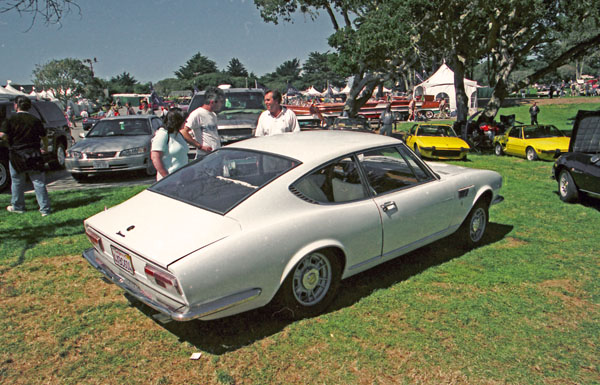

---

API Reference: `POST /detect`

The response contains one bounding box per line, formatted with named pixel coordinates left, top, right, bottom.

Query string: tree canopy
left=32, top=58, right=95, bottom=103
left=174, top=52, right=218, bottom=80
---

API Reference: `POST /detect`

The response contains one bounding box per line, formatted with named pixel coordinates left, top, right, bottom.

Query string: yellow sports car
left=493, top=124, right=570, bottom=161
left=405, top=124, right=470, bottom=160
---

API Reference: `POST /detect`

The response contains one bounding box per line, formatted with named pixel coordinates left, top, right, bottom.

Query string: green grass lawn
left=1, top=103, right=599, bottom=384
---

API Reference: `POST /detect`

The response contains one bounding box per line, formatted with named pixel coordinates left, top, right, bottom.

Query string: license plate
left=111, top=246, right=134, bottom=275
left=93, top=160, right=109, bottom=169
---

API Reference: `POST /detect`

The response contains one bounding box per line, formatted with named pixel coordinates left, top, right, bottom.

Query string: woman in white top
left=150, top=108, right=189, bottom=180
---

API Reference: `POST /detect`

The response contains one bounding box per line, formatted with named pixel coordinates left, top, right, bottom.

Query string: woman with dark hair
left=150, top=108, right=189, bottom=180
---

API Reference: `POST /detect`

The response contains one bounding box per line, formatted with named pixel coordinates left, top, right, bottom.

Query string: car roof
left=226, top=130, right=401, bottom=164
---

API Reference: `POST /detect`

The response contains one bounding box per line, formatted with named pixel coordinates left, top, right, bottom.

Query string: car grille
left=432, top=149, right=461, bottom=157
left=84, top=151, right=118, bottom=159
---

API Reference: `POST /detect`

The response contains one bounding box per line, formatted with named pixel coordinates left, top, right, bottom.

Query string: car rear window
left=149, top=148, right=299, bottom=214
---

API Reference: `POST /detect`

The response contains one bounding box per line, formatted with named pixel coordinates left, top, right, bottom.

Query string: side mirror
left=79, top=133, right=85, bottom=139
left=591, top=156, right=600, bottom=164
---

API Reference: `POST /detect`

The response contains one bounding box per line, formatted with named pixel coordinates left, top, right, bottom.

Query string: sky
left=0, top=0, right=334, bottom=86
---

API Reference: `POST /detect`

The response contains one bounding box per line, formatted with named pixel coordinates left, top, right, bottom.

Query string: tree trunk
left=449, top=54, right=469, bottom=124
left=346, top=73, right=379, bottom=118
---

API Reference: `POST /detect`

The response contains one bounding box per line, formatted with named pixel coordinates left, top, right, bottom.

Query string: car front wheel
left=275, top=250, right=341, bottom=319
left=526, top=147, right=538, bottom=161
left=558, top=170, right=579, bottom=202
left=49, top=143, right=66, bottom=169
left=494, top=143, right=504, bottom=156
left=458, top=200, right=489, bottom=248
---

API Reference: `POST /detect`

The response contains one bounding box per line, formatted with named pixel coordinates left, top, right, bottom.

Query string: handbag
left=9, top=144, right=44, bottom=173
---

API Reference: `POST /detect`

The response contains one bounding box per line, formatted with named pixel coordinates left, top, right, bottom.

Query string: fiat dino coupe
left=82, top=131, right=503, bottom=322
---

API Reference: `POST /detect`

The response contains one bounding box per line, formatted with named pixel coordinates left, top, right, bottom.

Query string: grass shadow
left=551, top=191, right=600, bottom=211
left=127, top=222, right=513, bottom=355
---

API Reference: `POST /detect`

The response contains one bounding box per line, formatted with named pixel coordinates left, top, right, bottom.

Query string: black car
left=553, top=110, right=600, bottom=202
left=0, top=96, right=72, bottom=191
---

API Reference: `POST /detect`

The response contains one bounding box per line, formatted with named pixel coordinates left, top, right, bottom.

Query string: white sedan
left=82, top=131, right=503, bottom=322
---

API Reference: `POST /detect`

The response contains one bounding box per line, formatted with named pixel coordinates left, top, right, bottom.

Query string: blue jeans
left=9, top=161, right=51, bottom=215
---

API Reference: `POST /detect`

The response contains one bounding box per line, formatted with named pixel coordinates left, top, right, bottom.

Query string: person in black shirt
left=0, top=95, right=51, bottom=216
left=529, top=102, right=540, bottom=125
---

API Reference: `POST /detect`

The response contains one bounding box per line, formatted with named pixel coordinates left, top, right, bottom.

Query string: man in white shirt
left=255, top=90, right=300, bottom=136
left=180, top=87, right=225, bottom=159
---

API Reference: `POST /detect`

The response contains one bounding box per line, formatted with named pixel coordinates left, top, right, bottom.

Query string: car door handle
left=381, top=201, right=397, bottom=212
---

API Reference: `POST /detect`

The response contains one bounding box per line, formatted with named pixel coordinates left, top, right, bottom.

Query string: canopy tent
left=340, top=84, right=352, bottom=94
left=303, top=86, right=322, bottom=97
left=413, top=63, right=479, bottom=112
left=3, top=80, right=29, bottom=96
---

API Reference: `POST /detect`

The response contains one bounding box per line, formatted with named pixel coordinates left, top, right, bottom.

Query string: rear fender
left=279, top=240, right=346, bottom=285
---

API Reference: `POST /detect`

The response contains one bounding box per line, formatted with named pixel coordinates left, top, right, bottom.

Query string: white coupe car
left=82, top=131, right=503, bottom=322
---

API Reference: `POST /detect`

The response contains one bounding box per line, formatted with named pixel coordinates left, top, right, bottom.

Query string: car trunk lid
left=85, top=190, right=241, bottom=267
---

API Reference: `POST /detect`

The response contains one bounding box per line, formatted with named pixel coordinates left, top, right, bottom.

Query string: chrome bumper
left=82, top=248, right=261, bottom=322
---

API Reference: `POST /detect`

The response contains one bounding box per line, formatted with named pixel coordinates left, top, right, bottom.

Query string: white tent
left=413, top=64, right=479, bottom=112
left=0, top=86, right=14, bottom=96
left=4, top=80, right=29, bottom=96
left=303, top=86, right=322, bottom=97
left=340, top=84, right=351, bottom=94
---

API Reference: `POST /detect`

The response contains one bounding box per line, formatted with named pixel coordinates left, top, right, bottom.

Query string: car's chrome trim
left=82, top=248, right=261, bottom=322
left=349, top=254, right=382, bottom=270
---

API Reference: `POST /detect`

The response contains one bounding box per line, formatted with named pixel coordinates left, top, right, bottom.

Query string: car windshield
left=523, top=125, right=565, bottom=138
left=87, top=119, right=151, bottom=137
left=222, top=92, right=265, bottom=113
left=417, top=125, right=457, bottom=137
left=149, top=148, right=300, bottom=214
left=331, top=118, right=369, bottom=130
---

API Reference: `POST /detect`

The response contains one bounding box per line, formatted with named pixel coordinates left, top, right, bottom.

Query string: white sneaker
left=7, top=206, right=25, bottom=214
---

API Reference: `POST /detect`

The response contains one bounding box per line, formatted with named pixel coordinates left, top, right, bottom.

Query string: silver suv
left=187, top=88, right=264, bottom=144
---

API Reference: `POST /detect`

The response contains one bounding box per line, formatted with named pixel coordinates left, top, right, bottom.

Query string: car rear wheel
left=425, top=110, right=434, bottom=119
left=0, top=159, right=10, bottom=191
left=494, top=143, right=504, bottom=156
left=275, top=250, right=341, bottom=319
left=457, top=200, right=488, bottom=248
left=558, top=170, right=579, bottom=202
left=526, top=147, right=538, bottom=161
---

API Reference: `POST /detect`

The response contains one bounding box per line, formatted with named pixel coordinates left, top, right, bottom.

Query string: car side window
left=508, top=128, right=521, bottom=139
left=293, top=156, right=367, bottom=203
left=358, top=146, right=424, bottom=195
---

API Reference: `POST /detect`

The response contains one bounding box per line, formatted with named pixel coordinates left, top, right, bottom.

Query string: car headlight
left=67, top=150, right=82, bottom=159
left=120, top=146, right=147, bottom=157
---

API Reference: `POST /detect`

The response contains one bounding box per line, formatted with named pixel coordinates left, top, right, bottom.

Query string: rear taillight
left=144, top=264, right=182, bottom=296
left=85, top=226, right=104, bottom=252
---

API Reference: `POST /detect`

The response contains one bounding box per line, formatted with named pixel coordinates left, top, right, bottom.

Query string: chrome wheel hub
left=292, top=253, right=332, bottom=306
left=470, top=208, right=486, bottom=242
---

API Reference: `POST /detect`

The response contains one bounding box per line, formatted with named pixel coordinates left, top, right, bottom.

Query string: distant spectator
left=126, top=102, right=135, bottom=115
left=408, top=97, right=417, bottom=121
left=379, top=104, right=394, bottom=136
left=529, top=101, right=540, bottom=125
left=80, top=109, right=89, bottom=119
